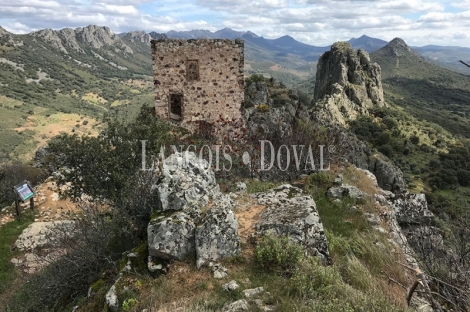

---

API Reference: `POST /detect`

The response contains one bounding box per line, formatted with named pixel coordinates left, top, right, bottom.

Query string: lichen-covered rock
left=222, top=299, right=249, bottom=312
left=389, top=192, right=434, bottom=226
left=157, top=151, right=218, bottom=211
left=147, top=209, right=199, bottom=260
left=253, top=184, right=331, bottom=263
left=236, top=182, right=247, bottom=193
left=327, top=185, right=363, bottom=200
left=148, top=151, right=241, bottom=268
left=212, top=263, right=229, bottom=279
left=243, top=287, right=264, bottom=298
left=196, top=201, right=241, bottom=268
left=223, top=280, right=240, bottom=291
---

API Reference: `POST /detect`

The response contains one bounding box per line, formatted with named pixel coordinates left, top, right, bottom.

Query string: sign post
left=12, top=181, right=35, bottom=220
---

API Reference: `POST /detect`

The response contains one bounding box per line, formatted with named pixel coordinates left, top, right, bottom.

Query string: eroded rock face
left=32, top=29, right=69, bottom=54
left=312, top=42, right=385, bottom=126
left=196, top=202, right=241, bottom=268
left=253, top=184, right=331, bottom=263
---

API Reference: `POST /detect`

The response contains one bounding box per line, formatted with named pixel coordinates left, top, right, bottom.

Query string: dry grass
left=343, top=165, right=381, bottom=196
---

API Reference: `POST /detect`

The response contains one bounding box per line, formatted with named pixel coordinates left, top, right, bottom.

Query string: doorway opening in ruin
left=169, top=93, right=183, bottom=120
left=187, top=60, right=199, bottom=81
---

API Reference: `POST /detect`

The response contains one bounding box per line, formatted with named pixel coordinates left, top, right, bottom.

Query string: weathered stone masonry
left=152, top=39, right=245, bottom=131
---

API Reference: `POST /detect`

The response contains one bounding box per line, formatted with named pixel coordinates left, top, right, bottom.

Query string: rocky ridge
left=31, top=25, right=134, bottom=54
left=125, top=31, right=152, bottom=45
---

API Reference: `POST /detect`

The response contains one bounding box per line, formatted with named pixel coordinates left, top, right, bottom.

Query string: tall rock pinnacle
left=312, top=42, right=385, bottom=126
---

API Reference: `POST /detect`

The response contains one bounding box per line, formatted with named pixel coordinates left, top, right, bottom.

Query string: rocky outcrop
left=156, top=152, right=219, bottom=211
left=245, top=81, right=269, bottom=106
left=312, top=42, right=385, bottom=126
left=31, top=26, right=133, bottom=54
left=14, top=221, right=75, bottom=251
left=369, top=153, right=405, bottom=192
left=31, top=29, right=68, bottom=53
left=105, top=277, right=120, bottom=312
left=147, top=152, right=241, bottom=268
left=125, top=31, right=152, bottom=45
left=253, top=184, right=331, bottom=263
left=245, top=103, right=297, bottom=139
left=389, top=192, right=434, bottom=226
left=222, top=299, right=249, bottom=312
left=382, top=38, right=414, bottom=58
left=58, top=28, right=84, bottom=53
left=76, top=25, right=118, bottom=49
left=336, top=130, right=406, bottom=192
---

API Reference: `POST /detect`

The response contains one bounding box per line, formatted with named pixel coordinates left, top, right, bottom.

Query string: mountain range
left=0, top=24, right=470, bottom=161
left=139, top=28, right=470, bottom=75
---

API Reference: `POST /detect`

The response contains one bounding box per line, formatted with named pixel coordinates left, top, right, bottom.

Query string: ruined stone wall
left=152, top=39, right=244, bottom=132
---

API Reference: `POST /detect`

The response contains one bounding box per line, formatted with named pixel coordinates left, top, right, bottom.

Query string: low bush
left=255, top=234, right=303, bottom=274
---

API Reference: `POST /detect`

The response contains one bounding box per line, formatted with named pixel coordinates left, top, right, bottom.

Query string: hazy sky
left=1, top=0, right=469, bottom=47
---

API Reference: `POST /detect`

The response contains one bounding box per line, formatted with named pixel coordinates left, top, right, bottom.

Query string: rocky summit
left=312, top=41, right=385, bottom=126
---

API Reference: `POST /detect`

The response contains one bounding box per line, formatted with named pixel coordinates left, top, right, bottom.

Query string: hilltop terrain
left=0, top=25, right=470, bottom=312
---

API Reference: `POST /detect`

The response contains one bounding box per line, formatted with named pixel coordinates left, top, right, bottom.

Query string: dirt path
left=0, top=179, right=80, bottom=227
left=234, top=196, right=265, bottom=241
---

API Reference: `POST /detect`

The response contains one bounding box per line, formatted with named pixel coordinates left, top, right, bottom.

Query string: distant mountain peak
left=384, top=37, right=414, bottom=57
left=389, top=38, right=410, bottom=49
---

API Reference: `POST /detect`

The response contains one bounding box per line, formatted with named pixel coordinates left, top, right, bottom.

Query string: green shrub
left=290, top=257, right=342, bottom=299
left=122, top=298, right=138, bottom=311
left=255, top=234, right=303, bottom=274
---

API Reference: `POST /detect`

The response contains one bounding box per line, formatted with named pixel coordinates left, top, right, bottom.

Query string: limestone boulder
left=148, top=151, right=242, bottom=268
left=156, top=151, right=218, bottom=211
left=253, top=184, right=331, bottom=263
left=327, top=185, right=364, bottom=200
left=147, top=209, right=200, bottom=260
left=196, top=199, right=241, bottom=268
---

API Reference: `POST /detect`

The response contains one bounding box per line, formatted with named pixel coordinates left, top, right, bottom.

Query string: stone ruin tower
left=152, top=38, right=245, bottom=133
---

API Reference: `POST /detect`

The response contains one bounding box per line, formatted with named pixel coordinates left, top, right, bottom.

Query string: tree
left=48, top=105, right=172, bottom=204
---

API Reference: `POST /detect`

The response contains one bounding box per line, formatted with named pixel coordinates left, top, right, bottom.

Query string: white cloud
left=90, top=4, right=140, bottom=16
left=418, top=12, right=454, bottom=22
